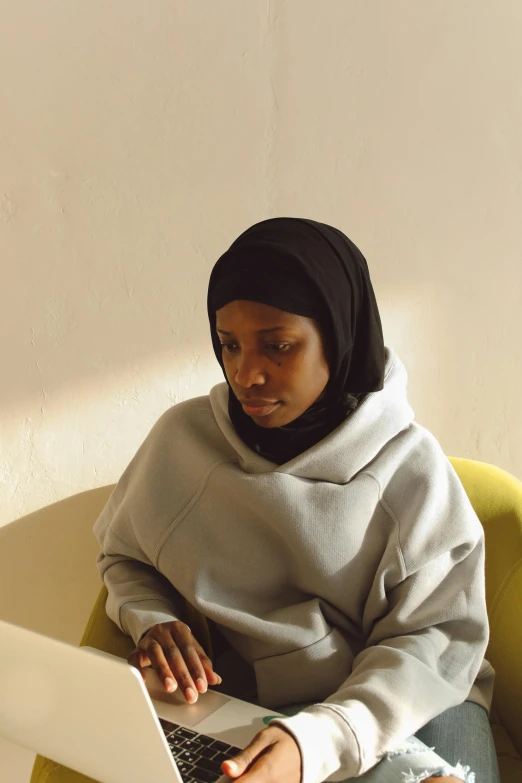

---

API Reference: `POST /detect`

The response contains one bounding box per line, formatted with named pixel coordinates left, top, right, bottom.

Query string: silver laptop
left=0, top=618, right=284, bottom=783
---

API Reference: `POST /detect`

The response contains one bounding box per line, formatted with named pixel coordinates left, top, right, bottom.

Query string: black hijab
left=207, top=217, right=385, bottom=465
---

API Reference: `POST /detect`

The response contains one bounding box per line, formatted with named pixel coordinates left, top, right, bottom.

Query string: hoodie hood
left=209, top=345, right=415, bottom=484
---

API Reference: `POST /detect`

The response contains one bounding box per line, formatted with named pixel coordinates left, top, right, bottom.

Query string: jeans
left=277, top=700, right=500, bottom=783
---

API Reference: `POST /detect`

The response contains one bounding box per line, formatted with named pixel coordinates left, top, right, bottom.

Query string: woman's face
left=215, top=300, right=331, bottom=428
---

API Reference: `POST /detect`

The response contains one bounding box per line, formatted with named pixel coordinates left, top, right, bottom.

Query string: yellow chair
left=30, top=457, right=522, bottom=783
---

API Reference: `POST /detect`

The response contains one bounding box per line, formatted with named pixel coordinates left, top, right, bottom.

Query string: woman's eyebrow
left=216, top=326, right=291, bottom=335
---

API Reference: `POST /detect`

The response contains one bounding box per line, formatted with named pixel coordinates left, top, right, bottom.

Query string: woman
left=94, top=218, right=499, bottom=783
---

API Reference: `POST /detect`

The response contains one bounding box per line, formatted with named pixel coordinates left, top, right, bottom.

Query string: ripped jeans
left=278, top=700, right=500, bottom=783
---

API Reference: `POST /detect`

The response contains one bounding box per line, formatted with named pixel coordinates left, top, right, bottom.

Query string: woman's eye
left=219, top=343, right=291, bottom=353
left=267, top=344, right=290, bottom=352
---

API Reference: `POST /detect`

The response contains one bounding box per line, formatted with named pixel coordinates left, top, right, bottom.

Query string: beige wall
left=1, top=3, right=521, bottom=780
left=1, top=0, right=521, bottom=533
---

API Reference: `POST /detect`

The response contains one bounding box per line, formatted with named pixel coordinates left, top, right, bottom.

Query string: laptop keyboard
left=160, top=719, right=242, bottom=783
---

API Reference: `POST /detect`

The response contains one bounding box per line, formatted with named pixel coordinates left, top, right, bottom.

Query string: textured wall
left=1, top=0, right=521, bottom=530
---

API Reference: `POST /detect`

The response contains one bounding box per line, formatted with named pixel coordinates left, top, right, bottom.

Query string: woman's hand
left=221, top=725, right=301, bottom=783
left=127, top=620, right=222, bottom=703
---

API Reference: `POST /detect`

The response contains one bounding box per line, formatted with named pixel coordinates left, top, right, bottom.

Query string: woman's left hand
left=221, top=724, right=302, bottom=783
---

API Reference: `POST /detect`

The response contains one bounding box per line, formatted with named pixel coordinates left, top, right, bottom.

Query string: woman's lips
left=241, top=401, right=280, bottom=417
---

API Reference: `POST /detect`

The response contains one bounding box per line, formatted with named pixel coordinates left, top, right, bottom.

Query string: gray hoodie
left=93, top=346, right=495, bottom=783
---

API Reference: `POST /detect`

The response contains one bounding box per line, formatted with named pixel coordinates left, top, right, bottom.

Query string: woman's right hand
left=127, top=620, right=222, bottom=703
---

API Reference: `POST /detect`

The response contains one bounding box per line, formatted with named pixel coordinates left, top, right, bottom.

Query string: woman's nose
left=235, top=354, right=266, bottom=387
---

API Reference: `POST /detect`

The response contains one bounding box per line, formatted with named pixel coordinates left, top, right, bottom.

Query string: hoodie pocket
left=253, top=626, right=354, bottom=709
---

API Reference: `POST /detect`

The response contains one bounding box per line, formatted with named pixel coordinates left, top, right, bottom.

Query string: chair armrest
left=79, top=585, right=134, bottom=659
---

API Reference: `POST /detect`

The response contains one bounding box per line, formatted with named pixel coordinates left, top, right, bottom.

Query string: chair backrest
left=0, top=484, right=116, bottom=644
left=448, top=457, right=522, bottom=757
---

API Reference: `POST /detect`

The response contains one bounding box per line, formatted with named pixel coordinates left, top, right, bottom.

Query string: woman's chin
left=252, top=417, right=278, bottom=428
left=250, top=408, right=298, bottom=428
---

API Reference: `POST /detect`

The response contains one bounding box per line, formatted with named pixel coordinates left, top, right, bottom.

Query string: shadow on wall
left=0, top=349, right=224, bottom=529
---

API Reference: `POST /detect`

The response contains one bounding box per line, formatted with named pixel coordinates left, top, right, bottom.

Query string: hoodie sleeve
left=92, top=397, right=229, bottom=648
left=94, top=499, right=185, bottom=645
left=92, top=413, right=187, bottom=646
left=269, top=439, right=489, bottom=783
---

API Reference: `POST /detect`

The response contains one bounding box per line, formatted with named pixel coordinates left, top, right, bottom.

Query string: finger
left=170, top=622, right=222, bottom=688
left=184, top=636, right=222, bottom=687
left=221, top=730, right=272, bottom=778
left=157, top=640, right=201, bottom=703
left=127, top=650, right=152, bottom=680
left=139, top=651, right=152, bottom=667
left=144, top=639, right=181, bottom=694
left=171, top=625, right=221, bottom=694
left=197, top=649, right=222, bottom=687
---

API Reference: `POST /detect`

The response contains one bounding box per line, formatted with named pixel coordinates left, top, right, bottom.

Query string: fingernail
left=185, top=687, right=197, bottom=703
left=196, top=677, right=207, bottom=692
left=165, top=678, right=176, bottom=692
left=226, top=760, right=239, bottom=774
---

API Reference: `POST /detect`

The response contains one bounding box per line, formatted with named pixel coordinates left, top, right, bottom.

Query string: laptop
left=0, top=618, right=284, bottom=783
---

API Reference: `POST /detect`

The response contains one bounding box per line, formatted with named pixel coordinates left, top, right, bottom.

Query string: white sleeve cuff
left=269, top=704, right=361, bottom=783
